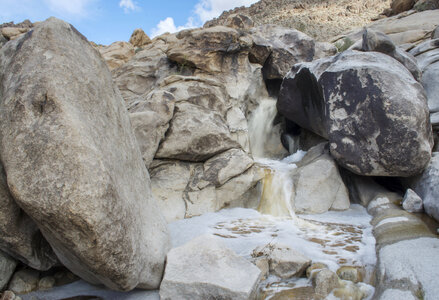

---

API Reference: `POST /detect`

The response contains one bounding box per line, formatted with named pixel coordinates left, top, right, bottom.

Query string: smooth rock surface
left=433, top=26, right=439, bottom=39
left=292, top=143, right=350, bottom=214
left=160, top=235, right=261, bottom=300
left=402, top=189, right=424, bottom=213
left=0, top=18, right=169, bottom=290
left=278, top=50, right=433, bottom=177
left=376, top=237, right=439, bottom=299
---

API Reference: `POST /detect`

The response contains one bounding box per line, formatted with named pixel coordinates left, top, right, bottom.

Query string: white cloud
left=150, top=17, right=195, bottom=38
left=43, top=0, right=97, bottom=17
left=150, top=0, right=258, bottom=38
left=194, top=0, right=259, bottom=23
left=119, top=0, right=139, bottom=13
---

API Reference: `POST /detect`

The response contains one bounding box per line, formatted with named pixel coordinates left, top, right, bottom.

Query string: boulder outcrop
left=129, top=28, right=151, bottom=47
left=278, top=50, right=433, bottom=176
left=0, top=18, right=169, bottom=290
left=98, top=41, right=135, bottom=70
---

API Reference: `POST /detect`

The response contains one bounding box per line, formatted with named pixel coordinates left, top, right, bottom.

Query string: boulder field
left=0, top=4, right=439, bottom=300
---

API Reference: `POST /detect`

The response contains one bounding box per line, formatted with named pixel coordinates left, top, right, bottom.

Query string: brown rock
left=129, top=28, right=151, bottom=47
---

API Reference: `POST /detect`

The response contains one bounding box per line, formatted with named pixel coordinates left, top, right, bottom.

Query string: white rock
left=292, top=144, right=350, bottom=214
left=8, top=269, right=39, bottom=295
left=160, top=235, right=261, bottom=300
left=402, top=189, right=423, bottom=213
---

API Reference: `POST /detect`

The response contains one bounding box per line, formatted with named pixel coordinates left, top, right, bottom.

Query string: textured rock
left=0, top=252, right=17, bottom=291
left=433, top=26, right=439, bottom=39
left=129, top=28, right=151, bottom=47
left=335, top=9, right=439, bottom=46
left=128, top=90, right=175, bottom=168
left=156, top=102, right=239, bottom=161
left=336, top=266, right=363, bottom=283
left=203, top=149, right=253, bottom=187
left=409, top=39, right=439, bottom=113
left=408, top=152, right=439, bottom=222
left=0, top=34, right=6, bottom=48
left=98, top=41, right=135, bottom=70
left=160, top=235, right=261, bottom=300
left=414, top=0, right=439, bottom=11
left=376, top=238, right=439, bottom=299
left=37, top=276, right=55, bottom=290
left=314, top=42, right=338, bottom=60
left=278, top=50, right=433, bottom=177
left=362, top=28, right=421, bottom=80
left=0, top=162, right=57, bottom=270
left=402, top=189, right=424, bottom=213
left=0, top=18, right=169, bottom=290
left=221, top=14, right=254, bottom=29
left=252, top=243, right=311, bottom=279
left=113, top=38, right=178, bottom=104
left=390, top=0, right=415, bottom=15
left=1, top=27, right=29, bottom=40
left=292, top=143, right=350, bottom=214
left=313, top=269, right=340, bottom=298
left=249, top=24, right=315, bottom=80
left=8, top=269, right=39, bottom=295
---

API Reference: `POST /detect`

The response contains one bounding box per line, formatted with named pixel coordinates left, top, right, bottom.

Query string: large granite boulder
left=278, top=50, right=433, bottom=177
left=0, top=18, right=169, bottom=290
left=409, top=39, right=439, bottom=113
left=160, top=235, right=261, bottom=300
left=249, top=24, right=315, bottom=80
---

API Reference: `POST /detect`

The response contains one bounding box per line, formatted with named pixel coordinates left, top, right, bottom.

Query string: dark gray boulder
left=278, top=50, right=433, bottom=177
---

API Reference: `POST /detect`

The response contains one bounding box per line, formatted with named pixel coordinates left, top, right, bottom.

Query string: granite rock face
left=0, top=18, right=169, bottom=290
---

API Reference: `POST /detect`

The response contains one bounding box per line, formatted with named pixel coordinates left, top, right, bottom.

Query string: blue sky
left=0, top=0, right=259, bottom=45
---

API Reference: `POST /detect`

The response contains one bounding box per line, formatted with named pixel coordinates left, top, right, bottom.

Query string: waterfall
left=248, top=98, right=306, bottom=218
left=248, top=98, right=288, bottom=159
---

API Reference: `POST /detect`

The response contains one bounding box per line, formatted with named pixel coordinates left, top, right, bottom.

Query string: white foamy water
left=248, top=98, right=289, bottom=159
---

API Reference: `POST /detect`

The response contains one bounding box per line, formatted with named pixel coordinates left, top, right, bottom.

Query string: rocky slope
left=205, top=0, right=391, bottom=41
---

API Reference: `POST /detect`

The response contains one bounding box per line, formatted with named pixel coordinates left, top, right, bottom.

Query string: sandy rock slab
left=160, top=235, right=261, bottom=300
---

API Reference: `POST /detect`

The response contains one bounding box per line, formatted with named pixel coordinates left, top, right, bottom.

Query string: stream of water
left=170, top=98, right=377, bottom=299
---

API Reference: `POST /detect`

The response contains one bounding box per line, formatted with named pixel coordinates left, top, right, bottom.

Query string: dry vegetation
left=205, top=0, right=391, bottom=41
